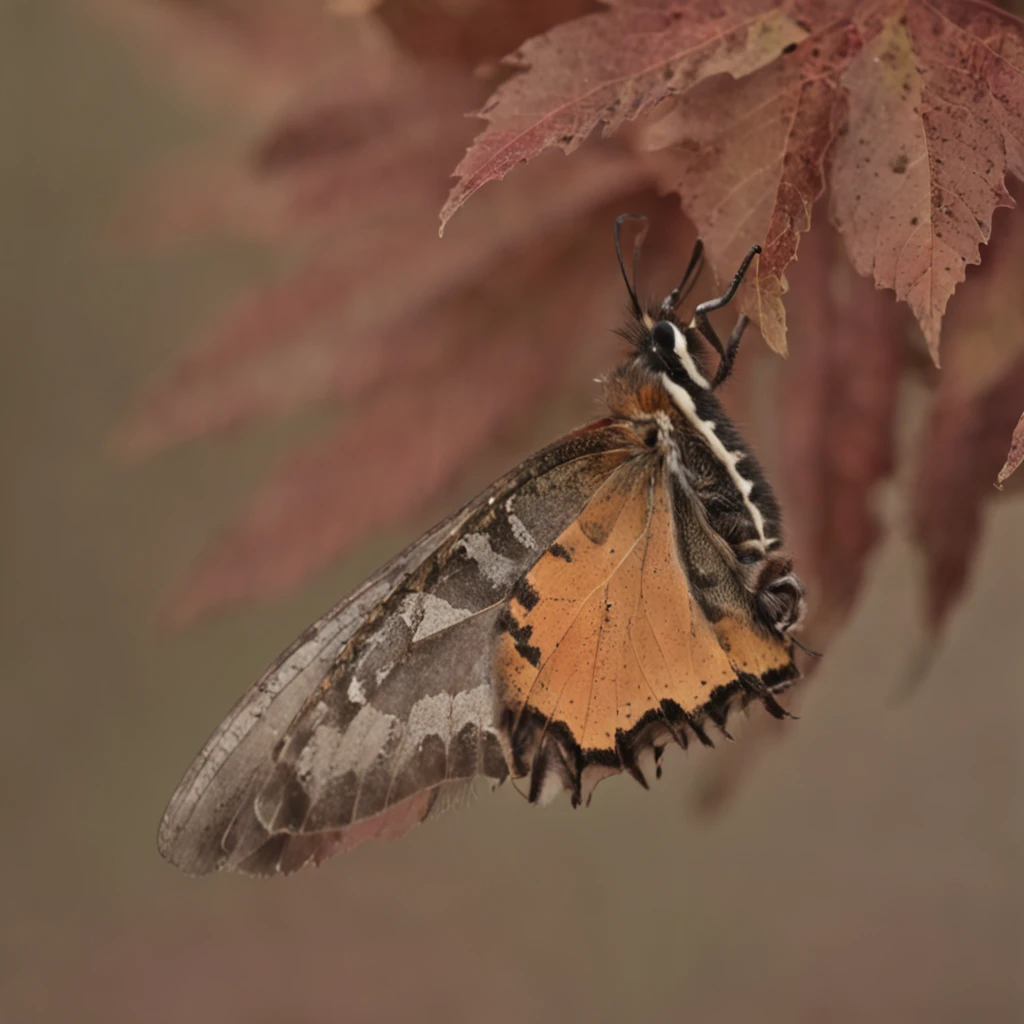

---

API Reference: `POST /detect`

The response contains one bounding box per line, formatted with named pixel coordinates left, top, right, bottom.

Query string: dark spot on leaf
left=891, top=153, right=909, bottom=174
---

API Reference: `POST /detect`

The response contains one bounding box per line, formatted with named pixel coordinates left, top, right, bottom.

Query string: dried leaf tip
left=995, top=411, right=1024, bottom=490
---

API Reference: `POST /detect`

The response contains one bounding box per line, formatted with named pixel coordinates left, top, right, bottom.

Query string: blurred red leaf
left=912, top=355, right=1024, bottom=630
left=439, top=0, right=806, bottom=231
left=911, top=195, right=1024, bottom=631
left=645, top=24, right=860, bottom=353
left=779, top=217, right=908, bottom=640
left=90, top=0, right=352, bottom=112
left=117, top=31, right=468, bottom=247
left=376, top=0, right=600, bottom=66
left=165, top=221, right=628, bottom=621
left=996, top=411, right=1024, bottom=486
left=116, top=146, right=648, bottom=458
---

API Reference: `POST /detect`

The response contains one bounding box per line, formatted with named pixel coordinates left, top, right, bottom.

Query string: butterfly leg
left=710, top=314, right=751, bottom=390
left=690, top=243, right=761, bottom=367
left=754, top=555, right=807, bottom=638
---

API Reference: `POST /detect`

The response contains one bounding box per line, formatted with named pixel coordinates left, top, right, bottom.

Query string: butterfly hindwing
left=498, top=457, right=797, bottom=804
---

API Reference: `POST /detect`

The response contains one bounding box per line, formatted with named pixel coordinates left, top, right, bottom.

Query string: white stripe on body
left=668, top=322, right=710, bottom=390
left=660, top=373, right=770, bottom=550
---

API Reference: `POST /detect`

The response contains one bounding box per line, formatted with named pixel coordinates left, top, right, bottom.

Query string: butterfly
left=158, top=216, right=807, bottom=876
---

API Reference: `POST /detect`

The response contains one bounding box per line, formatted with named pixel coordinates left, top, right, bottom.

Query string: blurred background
left=3, top=2, right=1022, bottom=1022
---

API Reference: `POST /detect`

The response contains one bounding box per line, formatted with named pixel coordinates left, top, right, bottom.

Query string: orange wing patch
left=496, top=459, right=796, bottom=801
left=712, top=614, right=792, bottom=680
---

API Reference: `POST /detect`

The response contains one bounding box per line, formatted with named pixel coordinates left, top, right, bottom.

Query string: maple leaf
left=449, top=0, right=1024, bottom=355
left=831, top=0, right=1024, bottom=362
left=439, top=0, right=807, bottom=232
left=644, top=24, right=860, bottom=353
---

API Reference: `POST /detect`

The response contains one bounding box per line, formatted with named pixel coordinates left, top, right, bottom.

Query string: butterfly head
left=647, top=317, right=714, bottom=392
left=612, top=214, right=760, bottom=395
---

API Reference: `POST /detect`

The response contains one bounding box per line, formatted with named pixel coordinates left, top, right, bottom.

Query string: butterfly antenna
left=791, top=636, right=823, bottom=659
left=614, top=213, right=648, bottom=319
left=691, top=242, right=761, bottom=377
left=661, top=239, right=705, bottom=315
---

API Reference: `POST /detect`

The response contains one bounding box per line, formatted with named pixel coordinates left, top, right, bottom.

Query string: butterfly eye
left=651, top=320, right=675, bottom=354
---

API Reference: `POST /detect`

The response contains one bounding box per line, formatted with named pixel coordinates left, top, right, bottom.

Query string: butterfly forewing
left=156, top=511, right=465, bottom=875
left=159, top=424, right=641, bottom=875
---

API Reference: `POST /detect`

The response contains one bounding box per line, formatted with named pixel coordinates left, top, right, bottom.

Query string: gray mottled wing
left=157, top=508, right=467, bottom=875
left=159, top=422, right=637, bottom=875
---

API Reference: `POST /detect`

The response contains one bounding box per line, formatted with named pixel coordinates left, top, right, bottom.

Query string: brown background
left=2, top=3, right=1022, bottom=1021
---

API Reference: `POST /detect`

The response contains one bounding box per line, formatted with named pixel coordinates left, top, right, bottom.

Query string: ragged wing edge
left=157, top=506, right=471, bottom=872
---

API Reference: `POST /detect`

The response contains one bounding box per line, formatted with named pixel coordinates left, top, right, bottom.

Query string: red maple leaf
left=446, top=0, right=1024, bottom=358
left=439, top=0, right=807, bottom=232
